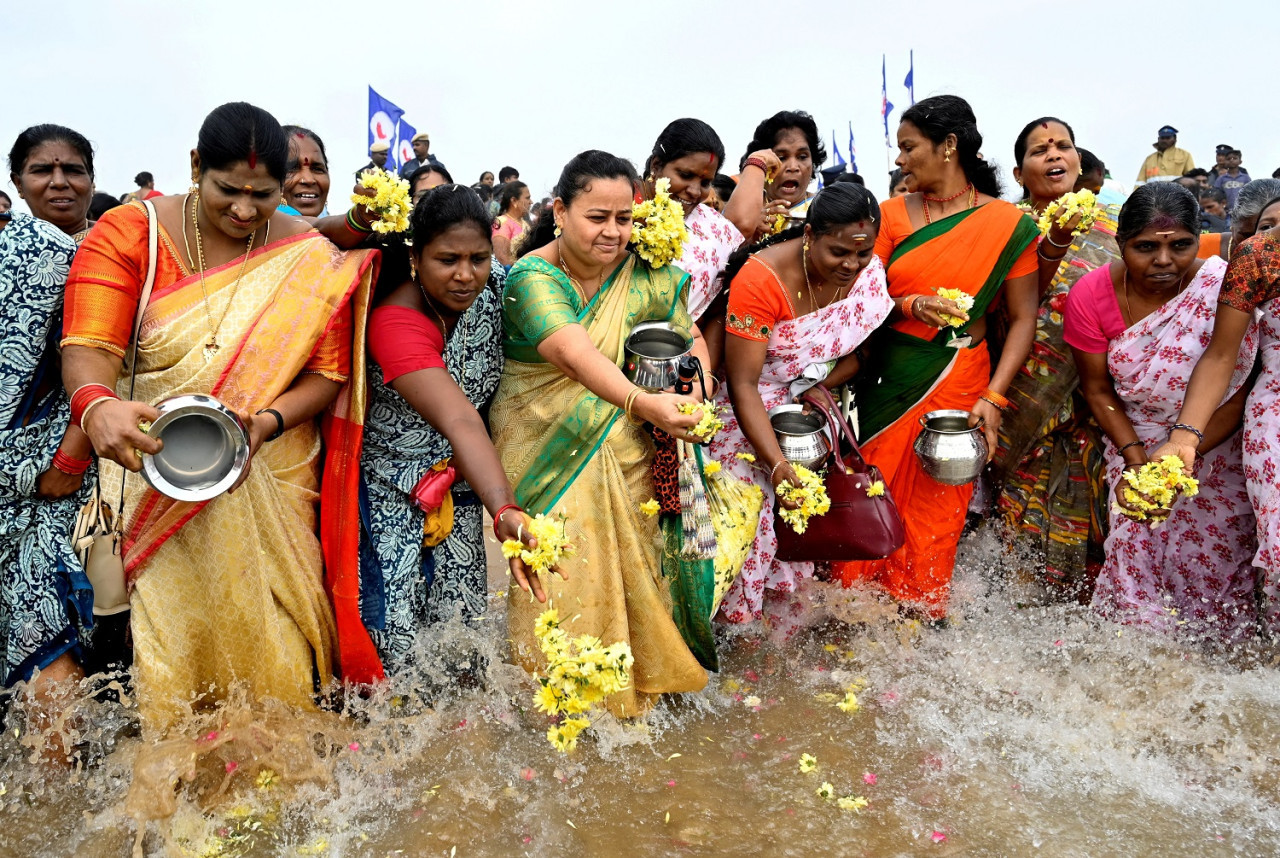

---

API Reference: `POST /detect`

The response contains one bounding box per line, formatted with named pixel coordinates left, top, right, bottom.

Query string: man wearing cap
left=399, top=132, right=443, bottom=180
left=1135, top=126, right=1195, bottom=185
left=355, top=140, right=391, bottom=181
left=1212, top=148, right=1250, bottom=210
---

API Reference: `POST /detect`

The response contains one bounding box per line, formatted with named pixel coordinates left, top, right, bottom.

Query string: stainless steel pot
left=913, top=409, right=987, bottom=485
left=141, top=394, right=250, bottom=502
left=769, top=404, right=831, bottom=470
left=624, top=321, right=694, bottom=390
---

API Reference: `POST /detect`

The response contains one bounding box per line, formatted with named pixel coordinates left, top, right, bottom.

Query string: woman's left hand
left=35, top=467, right=86, bottom=500
left=498, top=510, right=565, bottom=603
left=912, top=295, right=969, bottom=329
left=969, top=398, right=1002, bottom=461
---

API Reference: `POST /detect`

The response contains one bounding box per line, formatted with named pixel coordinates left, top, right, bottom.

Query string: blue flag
left=904, top=50, right=915, bottom=105
left=831, top=130, right=846, bottom=167
left=848, top=122, right=858, bottom=175
left=368, top=86, right=404, bottom=169
left=395, top=119, right=417, bottom=173
left=881, top=55, right=895, bottom=146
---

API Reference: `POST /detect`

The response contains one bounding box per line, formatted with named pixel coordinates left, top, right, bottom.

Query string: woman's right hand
left=908, top=294, right=969, bottom=329
left=82, top=399, right=162, bottom=472
left=745, top=149, right=783, bottom=183
left=498, top=510, right=567, bottom=603
left=634, top=391, right=702, bottom=441
left=770, top=460, right=801, bottom=509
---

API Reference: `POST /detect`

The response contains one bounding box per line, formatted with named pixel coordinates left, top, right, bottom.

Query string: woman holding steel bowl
left=61, top=102, right=379, bottom=734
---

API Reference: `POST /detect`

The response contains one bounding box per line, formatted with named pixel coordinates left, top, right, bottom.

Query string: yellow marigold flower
left=816, top=782, right=835, bottom=800
left=836, top=691, right=860, bottom=713
left=255, top=769, right=277, bottom=790
left=350, top=169, right=412, bottom=234
left=798, top=753, right=818, bottom=773
left=935, top=288, right=975, bottom=328
left=866, top=480, right=885, bottom=498
left=507, top=513, right=575, bottom=575
left=837, top=795, right=869, bottom=812
left=735, top=452, right=756, bottom=462
left=676, top=400, right=725, bottom=442
left=630, top=178, right=689, bottom=268
left=533, top=682, right=562, bottom=715
left=1114, top=455, right=1199, bottom=528
left=777, top=464, right=832, bottom=534
left=703, top=460, right=722, bottom=476
left=639, top=499, right=661, bottom=517
left=501, top=539, right=524, bottom=559
left=1036, top=189, right=1101, bottom=238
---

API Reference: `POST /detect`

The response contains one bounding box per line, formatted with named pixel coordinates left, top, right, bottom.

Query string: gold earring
left=554, top=223, right=562, bottom=237
left=1078, top=167, right=1084, bottom=176
left=944, top=149, right=952, bottom=163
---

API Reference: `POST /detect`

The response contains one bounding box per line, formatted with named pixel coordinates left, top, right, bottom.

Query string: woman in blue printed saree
left=490, top=151, right=709, bottom=716
left=1, top=124, right=100, bottom=706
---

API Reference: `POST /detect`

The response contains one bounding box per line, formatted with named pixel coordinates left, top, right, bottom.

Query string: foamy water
left=2, top=524, right=1277, bottom=857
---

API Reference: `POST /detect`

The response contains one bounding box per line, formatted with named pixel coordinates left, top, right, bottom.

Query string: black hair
left=1012, top=116, right=1075, bottom=169
left=900, top=95, right=1001, bottom=198
left=409, top=163, right=453, bottom=189
left=1257, top=195, right=1280, bottom=221
left=88, top=191, right=121, bottom=221
left=471, top=183, right=493, bottom=203
left=498, top=180, right=528, bottom=215
left=722, top=182, right=881, bottom=287
left=646, top=118, right=726, bottom=177
left=498, top=166, right=519, bottom=182
left=410, top=183, right=493, bottom=252
left=738, top=110, right=827, bottom=171
left=0, top=190, right=11, bottom=205
left=1116, top=182, right=1201, bottom=248
left=8, top=124, right=95, bottom=179
left=711, top=173, right=736, bottom=204
left=888, top=168, right=907, bottom=188
left=134, top=171, right=154, bottom=186
left=1183, top=167, right=1209, bottom=180
left=282, top=125, right=329, bottom=166
left=1078, top=148, right=1105, bottom=176
left=196, top=102, right=289, bottom=182
left=1199, top=187, right=1228, bottom=205
left=520, top=150, right=639, bottom=256
left=831, top=172, right=865, bottom=186
left=479, top=171, right=494, bottom=182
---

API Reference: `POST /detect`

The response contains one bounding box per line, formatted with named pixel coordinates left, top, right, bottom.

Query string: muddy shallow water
left=1, top=526, right=1278, bottom=857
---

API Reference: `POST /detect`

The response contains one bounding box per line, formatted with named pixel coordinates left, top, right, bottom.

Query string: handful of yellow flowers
left=502, top=513, right=575, bottom=577
left=1114, top=455, right=1199, bottom=528
left=351, top=169, right=412, bottom=234
left=776, top=464, right=832, bottom=534
left=1037, top=189, right=1101, bottom=239
left=935, top=287, right=974, bottom=328
left=676, top=400, right=725, bottom=442
left=532, top=608, right=634, bottom=753
left=630, top=178, right=689, bottom=268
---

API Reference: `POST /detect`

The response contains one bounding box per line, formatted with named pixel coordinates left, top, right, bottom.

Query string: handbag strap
left=801, top=384, right=870, bottom=472
left=112, top=200, right=159, bottom=515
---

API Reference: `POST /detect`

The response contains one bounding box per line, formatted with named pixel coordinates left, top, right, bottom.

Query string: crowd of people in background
left=3, top=97, right=1280, bottom=757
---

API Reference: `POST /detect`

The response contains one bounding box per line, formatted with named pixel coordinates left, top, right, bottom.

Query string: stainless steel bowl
left=141, top=394, right=250, bottom=502
left=769, top=404, right=831, bottom=470
left=913, top=409, right=988, bottom=485
left=624, top=321, right=694, bottom=390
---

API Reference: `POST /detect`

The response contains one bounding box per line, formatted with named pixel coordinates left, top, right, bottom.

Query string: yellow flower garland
left=501, top=513, right=575, bottom=576
left=935, top=287, right=974, bottom=328
left=1036, top=189, right=1101, bottom=238
left=532, top=608, right=634, bottom=753
left=676, top=400, right=725, bottom=442
left=631, top=178, right=689, bottom=268
left=776, top=464, right=831, bottom=534
left=350, top=169, right=412, bottom=234
left=1115, top=455, right=1199, bottom=528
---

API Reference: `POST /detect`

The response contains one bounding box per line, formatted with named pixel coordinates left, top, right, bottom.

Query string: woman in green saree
left=490, top=151, right=710, bottom=716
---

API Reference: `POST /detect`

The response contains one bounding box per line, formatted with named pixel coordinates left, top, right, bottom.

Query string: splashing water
left=2, top=523, right=1278, bottom=856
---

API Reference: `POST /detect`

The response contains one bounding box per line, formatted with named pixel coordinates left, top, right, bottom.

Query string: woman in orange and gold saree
left=833, top=96, right=1039, bottom=621
left=490, top=151, right=710, bottom=717
left=60, top=103, right=380, bottom=735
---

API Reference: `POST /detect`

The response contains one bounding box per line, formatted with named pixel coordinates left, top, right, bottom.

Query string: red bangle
left=902, top=295, right=920, bottom=321
left=70, top=383, right=118, bottom=428
left=744, top=156, right=769, bottom=174
left=980, top=388, right=1010, bottom=410
left=493, top=504, right=524, bottom=540
left=52, top=449, right=93, bottom=476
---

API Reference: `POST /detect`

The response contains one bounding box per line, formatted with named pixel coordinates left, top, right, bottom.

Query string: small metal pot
left=141, top=394, right=250, bottom=502
left=769, top=404, right=831, bottom=470
left=624, top=321, right=694, bottom=390
left=913, top=409, right=988, bottom=485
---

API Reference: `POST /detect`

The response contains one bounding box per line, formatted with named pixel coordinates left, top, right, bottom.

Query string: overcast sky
left=4, top=0, right=1277, bottom=215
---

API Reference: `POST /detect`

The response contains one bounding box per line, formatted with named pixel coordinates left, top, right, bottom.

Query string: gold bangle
left=624, top=387, right=644, bottom=423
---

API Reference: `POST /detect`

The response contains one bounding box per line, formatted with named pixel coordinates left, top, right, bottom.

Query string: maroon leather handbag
left=774, top=386, right=906, bottom=562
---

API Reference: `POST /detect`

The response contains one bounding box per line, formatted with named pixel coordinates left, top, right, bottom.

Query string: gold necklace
left=418, top=283, right=453, bottom=338
left=558, top=247, right=598, bottom=300
left=183, top=192, right=264, bottom=361
left=801, top=242, right=844, bottom=312
left=1121, top=268, right=1188, bottom=326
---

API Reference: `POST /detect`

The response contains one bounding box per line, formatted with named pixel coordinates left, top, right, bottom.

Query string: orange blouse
left=63, top=202, right=351, bottom=380
left=725, top=256, right=796, bottom=342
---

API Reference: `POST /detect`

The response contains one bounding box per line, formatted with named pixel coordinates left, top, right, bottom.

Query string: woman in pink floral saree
left=1064, top=183, right=1259, bottom=646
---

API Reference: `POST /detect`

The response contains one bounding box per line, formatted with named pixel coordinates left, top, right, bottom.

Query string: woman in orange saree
left=60, top=103, right=379, bottom=734
left=833, top=96, right=1039, bottom=620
